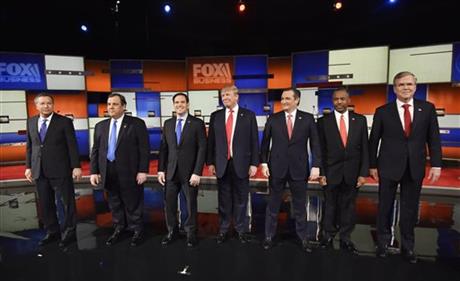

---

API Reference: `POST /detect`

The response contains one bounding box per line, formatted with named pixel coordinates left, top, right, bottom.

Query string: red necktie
left=287, top=114, right=293, bottom=140
left=339, top=115, right=347, bottom=147
left=226, top=109, right=234, bottom=160
left=402, top=104, right=411, bottom=137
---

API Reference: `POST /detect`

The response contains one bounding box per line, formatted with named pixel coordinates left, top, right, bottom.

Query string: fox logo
left=0, top=63, right=42, bottom=83
left=192, top=63, right=231, bottom=84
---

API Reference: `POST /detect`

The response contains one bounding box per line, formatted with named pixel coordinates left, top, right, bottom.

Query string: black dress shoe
left=130, top=231, right=143, bottom=247
left=376, top=245, right=388, bottom=258
left=401, top=249, right=417, bottom=264
left=186, top=235, right=198, bottom=248
left=106, top=230, right=122, bottom=246
left=216, top=233, right=228, bottom=244
left=39, top=232, right=61, bottom=246
left=59, top=232, right=77, bottom=247
left=262, top=238, right=274, bottom=250
left=319, top=238, right=334, bottom=249
left=161, top=232, right=178, bottom=246
left=237, top=232, right=251, bottom=244
left=340, top=241, right=358, bottom=255
left=302, top=239, right=313, bottom=253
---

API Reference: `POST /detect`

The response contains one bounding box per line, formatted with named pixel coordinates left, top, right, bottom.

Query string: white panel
left=256, top=115, right=267, bottom=128
left=45, top=55, right=85, bottom=90
left=89, top=128, right=95, bottom=151
left=388, top=44, right=453, bottom=84
left=88, top=117, right=107, bottom=129
left=160, top=92, right=179, bottom=118
left=188, top=90, right=220, bottom=117
left=0, top=91, right=26, bottom=102
left=329, top=46, right=389, bottom=85
left=115, top=92, right=137, bottom=116
left=72, top=118, right=88, bottom=130
left=142, top=117, right=161, bottom=128
left=298, top=88, right=319, bottom=115
left=364, top=115, right=374, bottom=130
left=438, top=114, right=460, bottom=128
left=0, top=102, right=27, bottom=119
left=0, top=120, right=26, bottom=133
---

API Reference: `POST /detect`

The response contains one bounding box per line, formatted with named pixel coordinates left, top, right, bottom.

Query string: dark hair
left=172, top=92, right=189, bottom=103
left=108, top=93, right=127, bottom=106
left=393, top=71, right=417, bottom=85
left=34, top=93, right=54, bottom=103
left=283, top=87, right=301, bottom=99
left=333, top=86, right=350, bottom=97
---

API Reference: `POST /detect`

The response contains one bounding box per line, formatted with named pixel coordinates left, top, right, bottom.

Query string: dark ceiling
left=1, top=0, right=459, bottom=60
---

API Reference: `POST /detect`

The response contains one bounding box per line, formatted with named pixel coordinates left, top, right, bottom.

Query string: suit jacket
left=317, top=111, right=369, bottom=186
left=369, top=99, right=442, bottom=181
left=260, top=110, right=321, bottom=181
left=158, top=115, right=207, bottom=181
left=26, top=113, right=80, bottom=179
left=90, top=115, right=150, bottom=188
left=207, top=107, right=259, bottom=179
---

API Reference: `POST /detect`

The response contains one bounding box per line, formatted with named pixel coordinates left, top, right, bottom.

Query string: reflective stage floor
left=0, top=185, right=459, bottom=281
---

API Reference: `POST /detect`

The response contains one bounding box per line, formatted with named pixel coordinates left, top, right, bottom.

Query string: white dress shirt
left=334, top=109, right=349, bottom=134
left=108, top=114, right=125, bottom=145
left=38, top=112, right=54, bottom=132
left=396, top=98, right=414, bottom=127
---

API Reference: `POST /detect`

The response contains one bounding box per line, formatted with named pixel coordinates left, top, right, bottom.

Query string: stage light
left=81, top=25, right=88, bottom=32
left=164, top=4, right=171, bottom=13
left=238, top=1, right=246, bottom=13
left=333, top=1, right=343, bottom=11
left=389, top=0, right=397, bottom=3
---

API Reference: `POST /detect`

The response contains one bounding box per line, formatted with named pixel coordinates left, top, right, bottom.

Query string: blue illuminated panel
left=452, top=42, right=460, bottom=82
left=0, top=133, right=26, bottom=144
left=75, top=130, right=89, bottom=157
left=0, top=53, right=47, bottom=90
left=136, top=92, right=161, bottom=117
left=110, top=60, right=143, bottom=89
left=317, top=89, right=335, bottom=114
left=292, top=51, right=328, bottom=86
left=440, top=128, right=460, bottom=147
left=148, top=128, right=162, bottom=151
left=238, top=93, right=267, bottom=115
left=234, top=56, right=268, bottom=89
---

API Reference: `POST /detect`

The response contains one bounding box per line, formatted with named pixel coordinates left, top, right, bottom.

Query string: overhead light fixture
left=238, top=0, right=246, bottom=13
left=164, top=4, right=171, bottom=14
left=333, top=1, right=343, bottom=11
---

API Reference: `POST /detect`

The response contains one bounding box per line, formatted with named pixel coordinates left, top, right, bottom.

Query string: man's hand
left=308, top=167, right=320, bottom=181
left=262, top=164, right=270, bottom=178
left=90, top=174, right=101, bottom=187
left=248, top=165, right=257, bottom=177
left=189, top=174, right=200, bottom=187
left=427, top=168, right=441, bottom=184
left=319, top=176, right=327, bottom=187
left=157, top=172, right=166, bottom=186
left=24, top=169, right=33, bottom=183
left=356, top=176, right=366, bottom=188
left=208, top=165, right=216, bottom=176
left=136, top=173, right=147, bottom=185
left=369, top=168, right=379, bottom=182
left=72, top=168, right=82, bottom=181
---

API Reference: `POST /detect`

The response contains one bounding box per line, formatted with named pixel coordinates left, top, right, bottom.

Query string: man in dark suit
left=317, top=87, right=369, bottom=254
left=369, top=71, right=442, bottom=263
left=25, top=93, right=81, bottom=247
left=158, top=93, right=207, bottom=248
left=90, top=93, right=150, bottom=247
left=260, top=88, right=321, bottom=252
left=207, top=85, right=259, bottom=244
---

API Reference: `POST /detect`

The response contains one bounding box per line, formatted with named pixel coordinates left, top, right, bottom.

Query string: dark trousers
left=36, top=175, right=77, bottom=235
left=217, top=159, right=250, bottom=234
left=164, top=170, right=198, bottom=236
left=106, top=161, right=144, bottom=232
left=377, top=166, right=422, bottom=251
left=265, top=174, right=308, bottom=240
left=322, top=180, right=358, bottom=242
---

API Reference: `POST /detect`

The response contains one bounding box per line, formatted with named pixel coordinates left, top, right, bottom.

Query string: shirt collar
left=285, top=108, right=297, bottom=117
left=334, top=110, right=348, bottom=119
left=112, top=114, right=125, bottom=123
left=41, top=112, right=54, bottom=122
left=396, top=98, right=414, bottom=108
left=176, top=113, right=188, bottom=121
left=227, top=104, right=239, bottom=113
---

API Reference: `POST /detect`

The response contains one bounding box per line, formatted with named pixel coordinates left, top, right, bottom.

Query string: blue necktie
left=107, top=120, right=117, bottom=162
left=176, top=118, right=183, bottom=145
left=39, top=119, right=48, bottom=143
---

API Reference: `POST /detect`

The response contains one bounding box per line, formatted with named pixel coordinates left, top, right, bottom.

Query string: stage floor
left=0, top=190, right=459, bottom=281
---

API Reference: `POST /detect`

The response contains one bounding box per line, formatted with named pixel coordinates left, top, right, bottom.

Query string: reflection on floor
left=0, top=186, right=459, bottom=281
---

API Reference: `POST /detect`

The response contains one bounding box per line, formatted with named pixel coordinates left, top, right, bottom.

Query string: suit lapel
left=116, top=116, right=129, bottom=149
left=278, top=113, right=290, bottom=141
left=347, top=112, right=357, bottom=147
left=391, top=102, right=406, bottom=137
left=42, top=113, right=58, bottom=143
left=328, top=113, right=344, bottom=149
left=411, top=100, right=423, bottom=136
left=102, top=119, right=110, bottom=149
left=233, top=108, right=243, bottom=142
left=30, top=116, right=40, bottom=142
left=290, top=112, right=303, bottom=141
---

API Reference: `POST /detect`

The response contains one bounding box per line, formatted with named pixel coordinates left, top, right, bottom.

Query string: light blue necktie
left=107, top=120, right=117, bottom=162
left=176, top=118, right=183, bottom=145
left=39, top=119, right=48, bottom=143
